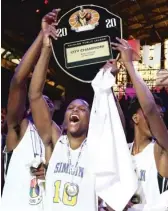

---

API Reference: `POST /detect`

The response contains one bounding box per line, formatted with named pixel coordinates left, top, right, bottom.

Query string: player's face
left=64, top=99, right=90, bottom=137
left=133, top=109, right=152, bottom=138
left=134, top=105, right=164, bottom=138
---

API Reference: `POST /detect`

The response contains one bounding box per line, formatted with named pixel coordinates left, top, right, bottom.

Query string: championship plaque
left=51, top=5, right=122, bottom=83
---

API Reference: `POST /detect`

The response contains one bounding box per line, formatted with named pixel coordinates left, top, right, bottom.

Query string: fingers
left=33, top=170, right=44, bottom=177
left=111, top=42, right=131, bottom=53
left=111, top=46, right=117, bottom=50
left=45, top=25, right=58, bottom=40
left=50, top=25, right=58, bottom=39
left=52, top=8, right=61, bottom=21
left=116, top=37, right=129, bottom=47
left=49, top=9, right=61, bottom=18
left=50, top=31, right=58, bottom=40
left=108, top=59, right=117, bottom=64
left=52, top=8, right=61, bottom=13
left=111, top=42, right=123, bottom=52
left=111, top=37, right=131, bottom=52
left=50, top=25, right=57, bottom=31
left=32, top=167, right=45, bottom=180
left=48, top=12, right=57, bottom=18
left=42, top=14, right=56, bottom=22
left=111, top=41, right=123, bottom=48
left=43, top=8, right=61, bottom=23
left=44, top=32, right=57, bottom=42
left=52, top=22, right=58, bottom=26
left=50, top=12, right=58, bottom=17
left=30, top=167, right=37, bottom=174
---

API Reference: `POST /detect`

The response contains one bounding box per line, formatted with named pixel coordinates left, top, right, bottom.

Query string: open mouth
left=69, top=114, right=80, bottom=123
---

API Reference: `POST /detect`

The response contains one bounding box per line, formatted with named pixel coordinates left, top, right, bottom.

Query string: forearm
left=124, top=62, right=156, bottom=114
left=7, top=84, right=27, bottom=126
left=29, top=46, right=52, bottom=99
left=28, top=46, right=53, bottom=143
left=12, top=31, right=43, bottom=86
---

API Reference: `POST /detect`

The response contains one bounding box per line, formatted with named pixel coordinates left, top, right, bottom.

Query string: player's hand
left=111, top=37, right=133, bottom=63
left=42, top=9, right=61, bottom=47
left=102, top=59, right=119, bottom=76
left=31, top=163, right=46, bottom=180
left=41, top=8, right=60, bottom=32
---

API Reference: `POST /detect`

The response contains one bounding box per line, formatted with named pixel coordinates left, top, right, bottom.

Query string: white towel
left=87, top=68, right=138, bottom=211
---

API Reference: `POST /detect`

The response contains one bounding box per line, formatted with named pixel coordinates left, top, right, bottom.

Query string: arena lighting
left=1, top=48, right=5, bottom=54
left=11, top=59, right=21, bottom=65
left=1, top=48, right=11, bottom=58
left=1, top=48, right=21, bottom=65
left=44, top=0, right=48, bottom=4
left=47, top=80, right=55, bottom=86
left=3, top=51, right=12, bottom=59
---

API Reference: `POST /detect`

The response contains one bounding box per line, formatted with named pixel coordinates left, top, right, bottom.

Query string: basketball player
left=111, top=38, right=168, bottom=208
left=1, top=10, right=59, bottom=211
left=28, top=15, right=131, bottom=209
left=29, top=31, right=93, bottom=209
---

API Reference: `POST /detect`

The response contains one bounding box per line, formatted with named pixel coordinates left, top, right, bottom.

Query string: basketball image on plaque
left=51, top=5, right=122, bottom=82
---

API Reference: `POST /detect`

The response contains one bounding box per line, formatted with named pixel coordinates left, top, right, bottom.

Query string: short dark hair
left=128, top=97, right=141, bottom=118
left=128, top=94, right=164, bottom=118
left=78, top=99, right=90, bottom=110
left=66, top=98, right=90, bottom=110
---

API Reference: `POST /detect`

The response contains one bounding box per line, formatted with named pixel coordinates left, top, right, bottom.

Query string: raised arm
left=6, top=11, right=61, bottom=152
left=29, top=9, right=61, bottom=146
left=111, top=38, right=168, bottom=151
left=7, top=31, right=43, bottom=129
left=6, top=29, right=43, bottom=152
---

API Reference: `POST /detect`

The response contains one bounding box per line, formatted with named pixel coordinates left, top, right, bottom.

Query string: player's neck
left=133, top=128, right=151, bottom=154
left=67, top=132, right=87, bottom=150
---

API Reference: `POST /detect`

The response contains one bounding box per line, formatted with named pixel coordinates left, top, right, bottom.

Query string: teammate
left=1, top=10, right=59, bottom=211
left=28, top=12, right=131, bottom=210
left=29, top=30, right=94, bottom=209
left=111, top=38, right=168, bottom=208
